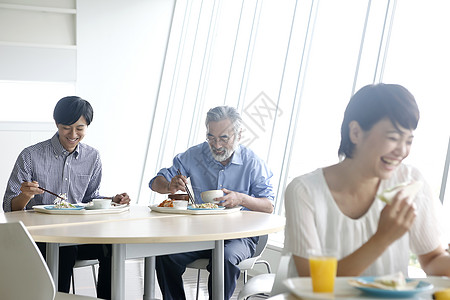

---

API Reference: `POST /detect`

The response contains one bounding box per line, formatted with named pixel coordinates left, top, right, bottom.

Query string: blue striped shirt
left=3, top=133, right=102, bottom=212
left=149, top=142, right=275, bottom=210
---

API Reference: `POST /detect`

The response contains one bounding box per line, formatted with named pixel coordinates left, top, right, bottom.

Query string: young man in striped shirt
left=3, top=96, right=130, bottom=299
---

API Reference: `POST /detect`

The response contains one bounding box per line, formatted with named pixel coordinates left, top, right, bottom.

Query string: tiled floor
left=71, top=258, right=246, bottom=300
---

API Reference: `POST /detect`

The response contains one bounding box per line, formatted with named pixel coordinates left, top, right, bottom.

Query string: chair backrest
left=269, top=253, right=294, bottom=296
left=254, top=234, right=269, bottom=257
left=237, top=252, right=293, bottom=300
left=236, top=234, right=269, bottom=270
left=187, top=235, right=271, bottom=272
left=0, top=221, right=56, bottom=300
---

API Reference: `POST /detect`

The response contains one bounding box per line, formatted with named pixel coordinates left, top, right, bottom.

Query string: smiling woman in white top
left=284, top=83, right=450, bottom=277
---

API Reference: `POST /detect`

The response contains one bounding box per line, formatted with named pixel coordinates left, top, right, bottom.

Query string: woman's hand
left=375, top=190, right=417, bottom=245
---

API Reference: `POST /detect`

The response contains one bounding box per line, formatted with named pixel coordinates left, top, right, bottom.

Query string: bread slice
left=348, top=271, right=419, bottom=291
left=377, top=181, right=423, bottom=204
left=374, top=271, right=406, bottom=288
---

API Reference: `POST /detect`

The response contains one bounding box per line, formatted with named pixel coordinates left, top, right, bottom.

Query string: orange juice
left=309, top=256, right=337, bottom=293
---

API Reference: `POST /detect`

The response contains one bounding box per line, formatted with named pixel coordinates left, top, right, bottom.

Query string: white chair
left=0, top=221, right=99, bottom=300
left=72, top=259, right=99, bottom=294
left=237, top=253, right=292, bottom=300
left=186, top=234, right=271, bottom=300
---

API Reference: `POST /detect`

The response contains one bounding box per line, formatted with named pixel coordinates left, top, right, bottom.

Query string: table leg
left=143, top=256, right=159, bottom=300
left=112, top=244, right=126, bottom=300
left=46, top=243, right=59, bottom=290
left=212, top=240, right=224, bottom=300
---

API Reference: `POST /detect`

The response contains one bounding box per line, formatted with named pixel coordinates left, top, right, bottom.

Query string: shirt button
left=64, top=178, right=68, bottom=181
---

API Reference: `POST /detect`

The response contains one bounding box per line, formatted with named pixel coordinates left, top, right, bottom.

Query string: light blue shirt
left=149, top=142, right=275, bottom=210
left=3, top=133, right=102, bottom=212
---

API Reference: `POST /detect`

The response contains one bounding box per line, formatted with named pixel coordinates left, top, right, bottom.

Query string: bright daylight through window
left=1, top=0, right=450, bottom=245
left=136, top=0, right=450, bottom=248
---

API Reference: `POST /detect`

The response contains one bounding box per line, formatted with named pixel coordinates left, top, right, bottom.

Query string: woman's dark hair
left=338, top=83, right=420, bottom=159
left=53, top=96, right=93, bottom=126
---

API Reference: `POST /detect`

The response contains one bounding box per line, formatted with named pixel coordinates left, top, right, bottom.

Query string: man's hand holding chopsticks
left=20, top=180, right=44, bottom=199
left=168, top=174, right=188, bottom=194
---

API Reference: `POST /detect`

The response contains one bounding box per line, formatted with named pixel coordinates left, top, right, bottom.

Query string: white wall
left=0, top=0, right=175, bottom=203
left=0, top=45, right=76, bottom=81
left=0, top=0, right=76, bottom=81
left=0, top=122, right=55, bottom=210
left=76, top=0, right=175, bottom=203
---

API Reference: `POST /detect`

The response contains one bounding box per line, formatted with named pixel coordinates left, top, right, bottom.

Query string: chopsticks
left=38, top=186, right=67, bottom=201
left=177, top=169, right=194, bottom=205
left=22, top=180, right=67, bottom=200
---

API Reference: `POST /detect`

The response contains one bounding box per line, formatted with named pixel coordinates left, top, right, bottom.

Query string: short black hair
left=53, top=96, right=93, bottom=126
left=338, top=83, right=420, bottom=159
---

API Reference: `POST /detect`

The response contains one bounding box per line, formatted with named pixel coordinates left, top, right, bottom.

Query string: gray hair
left=205, top=106, right=242, bottom=134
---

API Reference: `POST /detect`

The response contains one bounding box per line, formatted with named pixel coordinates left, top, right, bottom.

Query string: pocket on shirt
left=72, top=174, right=91, bottom=197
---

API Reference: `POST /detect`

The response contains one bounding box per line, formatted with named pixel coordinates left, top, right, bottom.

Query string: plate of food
left=149, top=201, right=240, bottom=215
left=43, top=205, right=85, bottom=210
left=348, top=272, right=433, bottom=298
left=188, top=203, right=225, bottom=210
left=42, top=198, right=84, bottom=210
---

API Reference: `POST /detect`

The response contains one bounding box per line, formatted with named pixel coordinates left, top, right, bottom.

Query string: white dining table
left=0, top=205, right=285, bottom=300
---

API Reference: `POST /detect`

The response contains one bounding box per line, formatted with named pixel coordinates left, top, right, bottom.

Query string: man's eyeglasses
left=206, top=134, right=234, bottom=145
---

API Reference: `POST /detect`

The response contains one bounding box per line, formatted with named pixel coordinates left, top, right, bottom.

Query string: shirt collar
left=230, top=145, right=243, bottom=165
left=52, top=133, right=80, bottom=158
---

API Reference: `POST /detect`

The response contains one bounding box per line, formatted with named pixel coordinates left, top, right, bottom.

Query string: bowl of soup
left=172, top=200, right=188, bottom=210
left=92, top=198, right=112, bottom=209
left=201, top=190, right=223, bottom=203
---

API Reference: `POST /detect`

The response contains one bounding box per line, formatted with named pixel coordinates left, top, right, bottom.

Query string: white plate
left=33, top=204, right=130, bottom=215
left=284, top=277, right=447, bottom=300
left=349, top=276, right=433, bottom=297
left=149, top=205, right=241, bottom=215
left=85, top=204, right=128, bottom=210
left=187, top=206, right=225, bottom=210
left=284, top=277, right=364, bottom=299
left=43, top=205, right=84, bottom=210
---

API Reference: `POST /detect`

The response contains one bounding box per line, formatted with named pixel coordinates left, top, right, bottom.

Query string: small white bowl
left=92, top=198, right=112, bottom=209
left=172, top=200, right=188, bottom=210
left=201, top=190, right=223, bottom=203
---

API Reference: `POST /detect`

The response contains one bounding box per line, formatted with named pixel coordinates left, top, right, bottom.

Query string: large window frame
left=139, top=0, right=450, bottom=243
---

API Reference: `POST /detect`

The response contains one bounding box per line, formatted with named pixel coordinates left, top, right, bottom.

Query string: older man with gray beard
left=149, top=105, right=274, bottom=300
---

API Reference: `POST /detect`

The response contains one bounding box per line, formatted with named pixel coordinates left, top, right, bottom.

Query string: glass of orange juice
left=308, top=249, right=337, bottom=293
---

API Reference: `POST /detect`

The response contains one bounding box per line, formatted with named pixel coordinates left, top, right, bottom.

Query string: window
left=141, top=0, right=450, bottom=245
